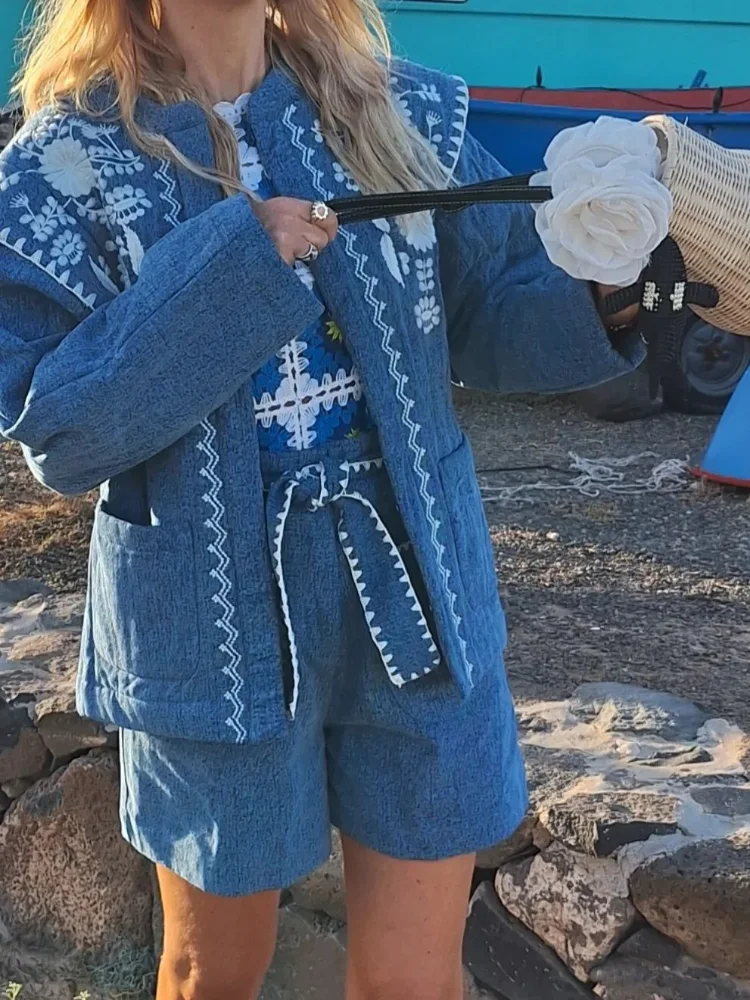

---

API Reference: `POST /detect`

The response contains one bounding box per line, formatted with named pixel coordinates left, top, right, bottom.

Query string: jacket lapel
left=249, top=81, right=427, bottom=450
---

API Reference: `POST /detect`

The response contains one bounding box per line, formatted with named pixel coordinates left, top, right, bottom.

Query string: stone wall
left=465, top=689, right=750, bottom=1000
left=2, top=579, right=750, bottom=999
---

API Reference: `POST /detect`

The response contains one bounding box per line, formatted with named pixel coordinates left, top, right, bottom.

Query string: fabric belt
left=265, top=457, right=441, bottom=718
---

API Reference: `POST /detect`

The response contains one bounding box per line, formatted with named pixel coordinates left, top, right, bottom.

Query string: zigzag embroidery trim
left=281, top=102, right=475, bottom=684
left=155, top=159, right=181, bottom=228
left=337, top=521, right=406, bottom=687
left=339, top=489, right=441, bottom=684
left=197, top=418, right=248, bottom=742
left=337, top=457, right=384, bottom=492
left=340, top=458, right=383, bottom=475
left=164, top=146, right=245, bottom=744
left=271, top=478, right=302, bottom=719
left=447, top=77, right=470, bottom=184
left=283, top=104, right=334, bottom=201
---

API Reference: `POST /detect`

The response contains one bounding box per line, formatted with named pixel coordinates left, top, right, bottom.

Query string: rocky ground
left=3, top=389, right=749, bottom=731
left=453, top=388, right=750, bottom=735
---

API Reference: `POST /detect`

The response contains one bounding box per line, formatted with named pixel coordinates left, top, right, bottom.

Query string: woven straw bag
left=643, top=114, right=750, bottom=335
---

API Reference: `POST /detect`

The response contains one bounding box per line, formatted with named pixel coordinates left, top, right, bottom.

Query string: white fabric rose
left=531, top=116, right=672, bottom=287
left=542, top=115, right=663, bottom=175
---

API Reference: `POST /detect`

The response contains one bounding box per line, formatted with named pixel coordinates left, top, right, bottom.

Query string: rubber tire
left=661, top=316, right=750, bottom=416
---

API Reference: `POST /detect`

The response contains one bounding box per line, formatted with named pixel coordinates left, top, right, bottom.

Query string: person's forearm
left=1, top=196, right=322, bottom=495
left=594, top=282, right=640, bottom=329
left=448, top=268, right=645, bottom=395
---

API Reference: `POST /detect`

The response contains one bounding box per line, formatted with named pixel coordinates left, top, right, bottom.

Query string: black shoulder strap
left=328, top=179, right=721, bottom=402
left=327, top=174, right=551, bottom=224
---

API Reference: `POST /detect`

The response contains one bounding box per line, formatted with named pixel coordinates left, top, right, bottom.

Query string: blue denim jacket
left=0, top=63, right=641, bottom=743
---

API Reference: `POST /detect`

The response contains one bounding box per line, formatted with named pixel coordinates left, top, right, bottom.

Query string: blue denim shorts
left=119, top=436, right=527, bottom=896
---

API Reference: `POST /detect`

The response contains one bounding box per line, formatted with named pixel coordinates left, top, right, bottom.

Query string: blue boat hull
left=466, top=96, right=750, bottom=450
left=467, top=99, right=750, bottom=174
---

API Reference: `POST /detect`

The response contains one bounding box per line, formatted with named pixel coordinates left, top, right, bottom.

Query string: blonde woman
left=0, top=0, right=640, bottom=997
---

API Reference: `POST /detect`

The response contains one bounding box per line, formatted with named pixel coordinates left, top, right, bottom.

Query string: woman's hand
left=595, top=282, right=640, bottom=330
left=251, top=197, right=338, bottom=266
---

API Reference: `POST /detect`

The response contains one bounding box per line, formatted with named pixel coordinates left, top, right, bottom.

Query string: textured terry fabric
left=0, top=61, right=645, bottom=744
left=119, top=440, right=527, bottom=895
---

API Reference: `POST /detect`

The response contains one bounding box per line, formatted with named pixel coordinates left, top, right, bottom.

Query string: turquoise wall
left=0, top=0, right=29, bottom=103
left=3, top=2, right=749, bottom=100
left=382, top=1, right=750, bottom=89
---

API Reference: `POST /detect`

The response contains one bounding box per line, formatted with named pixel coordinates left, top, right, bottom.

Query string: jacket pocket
left=90, top=502, right=200, bottom=680
left=438, top=433, right=498, bottom=607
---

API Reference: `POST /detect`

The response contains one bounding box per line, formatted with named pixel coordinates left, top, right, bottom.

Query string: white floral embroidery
left=415, top=257, right=435, bottom=293
left=50, top=229, right=85, bottom=268
left=293, top=261, right=315, bottom=290
left=90, top=254, right=121, bottom=296
left=237, top=141, right=264, bottom=192
left=97, top=186, right=151, bottom=280
left=105, top=237, right=135, bottom=289
left=395, top=93, right=412, bottom=124
left=392, top=71, right=468, bottom=186
left=391, top=78, right=442, bottom=125
left=419, top=83, right=441, bottom=103
left=425, top=111, right=444, bottom=154
left=0, top=166, right=20, bottom=193
left=4, top=113, right=153, bottom=296
left=311, top=119, right=325, bottom=144
left=414, top=295, right=441, bottom=334
left=213, top=98, right=265, bottom=193
left=87, top=124, right=146, bottom=181
left=333, top=161, right=359, bottom=191
left=103, top=185, right=151, bottom=227
left=213, top=94, right=248, bottom=128
left=379, top=73, right=466, bottom=337
left=38, top=136, right=97, bottom=198
left=396, top=211, right=436, bottom=253
left=371, top=217, right=407, bottom=286
left=14, top=194, right=72, bottom=242
left=380, top=232, right=404, bottom=287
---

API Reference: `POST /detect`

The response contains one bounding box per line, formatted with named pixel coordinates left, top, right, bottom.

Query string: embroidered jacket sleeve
left=0, top=168, right=322, bottom=496
left=437, top=131, right=645, bottom=394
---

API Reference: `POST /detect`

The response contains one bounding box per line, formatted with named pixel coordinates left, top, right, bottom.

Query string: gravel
left=454, top=388, right=750, bottom=735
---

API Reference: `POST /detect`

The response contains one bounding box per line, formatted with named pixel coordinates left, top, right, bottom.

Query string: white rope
left=480, top=452, right=691, bottom=504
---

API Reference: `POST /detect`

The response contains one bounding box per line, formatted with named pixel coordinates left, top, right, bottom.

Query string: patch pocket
left=90, top=503, right=200, bottom=681
left=437, top=433, right=498, bottom=606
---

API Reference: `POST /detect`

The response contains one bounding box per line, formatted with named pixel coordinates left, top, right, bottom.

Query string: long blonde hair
left=18, top=0, right=448, bottom=196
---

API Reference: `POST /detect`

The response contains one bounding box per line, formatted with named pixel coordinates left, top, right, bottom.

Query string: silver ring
left=310, top=201, right=330, bottom=224
left=297, top=242, right=319, bottom=263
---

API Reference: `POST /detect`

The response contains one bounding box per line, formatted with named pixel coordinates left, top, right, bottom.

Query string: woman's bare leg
left=155, top=864, right=280, bottom=1000
left=342, top=836, right=475, bottom=1000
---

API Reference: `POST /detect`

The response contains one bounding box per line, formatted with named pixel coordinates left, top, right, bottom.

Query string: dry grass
left=0, top=442, right=93, bottom=592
